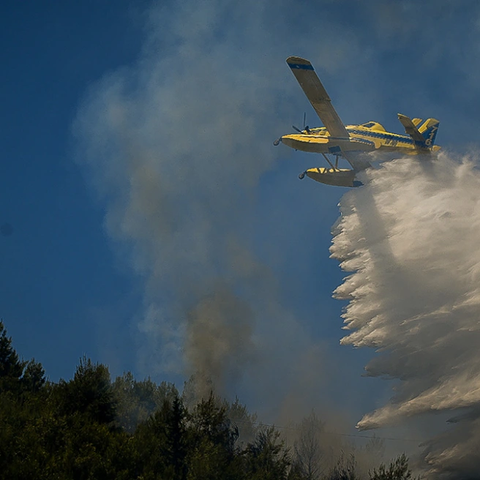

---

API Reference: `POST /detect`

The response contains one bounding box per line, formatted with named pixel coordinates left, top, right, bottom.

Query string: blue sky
left=1, top=2, right=149, bottom=378
left=3, top=0, right=480, bottom=436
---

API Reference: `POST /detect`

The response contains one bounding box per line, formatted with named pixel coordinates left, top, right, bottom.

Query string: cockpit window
left=362, top=122, right=375, bottom=128
left=309, top=127, right=326, bottom=135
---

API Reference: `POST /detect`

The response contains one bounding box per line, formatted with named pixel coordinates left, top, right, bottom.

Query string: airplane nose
left=281, top=134, right=298, bottom=149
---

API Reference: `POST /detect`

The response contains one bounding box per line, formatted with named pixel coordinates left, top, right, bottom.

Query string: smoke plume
left=72, top=1, right=480, bottom=474
left=73, top=0, right=333, bottom=410
left=331, top=152, right=480, bottom=477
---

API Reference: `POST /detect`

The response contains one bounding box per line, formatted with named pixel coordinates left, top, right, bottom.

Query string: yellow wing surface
left=286, top=56, right=349, bottom=138
left=286, top=56, right=371, bottom=171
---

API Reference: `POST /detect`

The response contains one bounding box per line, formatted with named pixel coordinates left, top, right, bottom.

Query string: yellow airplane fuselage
left=281, top=122, right=440, bottom=156
left=279, top=56, right=441, bottom=187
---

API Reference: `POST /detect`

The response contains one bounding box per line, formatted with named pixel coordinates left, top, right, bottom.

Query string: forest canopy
left=0, top=321, right=414, bottom=479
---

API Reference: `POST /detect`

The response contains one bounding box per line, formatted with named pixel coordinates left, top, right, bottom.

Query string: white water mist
left=331, top=152, right=480, bottom=477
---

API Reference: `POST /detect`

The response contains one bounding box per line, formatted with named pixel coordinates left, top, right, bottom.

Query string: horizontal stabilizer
left=398, top=113, right=425, bottom=144
left=398, top=114, right=440, bottom=149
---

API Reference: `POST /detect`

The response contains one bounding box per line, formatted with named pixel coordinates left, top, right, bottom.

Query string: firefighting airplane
left=274, top=56, right=440, bottom=187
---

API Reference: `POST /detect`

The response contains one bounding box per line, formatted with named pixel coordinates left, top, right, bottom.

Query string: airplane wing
left=286, top=56, right=349, bottom=138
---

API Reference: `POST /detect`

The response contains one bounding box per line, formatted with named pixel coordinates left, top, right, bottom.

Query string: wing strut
left=322, top=153, right=336, bottom=170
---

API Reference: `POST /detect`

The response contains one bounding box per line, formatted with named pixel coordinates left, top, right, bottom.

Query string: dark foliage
left=0, top=320, right=416, bottom=480
left=0, top=320, right=45, bottom=395
left=329, top=453, right=358, bottom=480
left=370, top=454, right=414, bottom=480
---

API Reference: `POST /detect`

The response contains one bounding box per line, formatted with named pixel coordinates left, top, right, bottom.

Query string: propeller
left=293, top=112, right=309, bottom=134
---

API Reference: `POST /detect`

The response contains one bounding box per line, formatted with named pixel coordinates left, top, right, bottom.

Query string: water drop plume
left=331, top=152, right=480, bottom=477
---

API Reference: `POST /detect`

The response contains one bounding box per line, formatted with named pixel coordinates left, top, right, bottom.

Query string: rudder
left=418, top=118, right=439, bottom=146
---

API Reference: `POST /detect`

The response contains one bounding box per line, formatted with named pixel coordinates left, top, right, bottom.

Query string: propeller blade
left=292, top=125, right=303, bottom=133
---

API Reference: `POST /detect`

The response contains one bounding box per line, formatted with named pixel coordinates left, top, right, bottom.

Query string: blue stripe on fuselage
left=288, top=62, right=314, bottom=70
left=349, top=129, right=413, bottom=144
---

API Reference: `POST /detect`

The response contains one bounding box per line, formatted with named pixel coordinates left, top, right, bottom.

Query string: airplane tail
left=398, top=114, right=440, bottom=149
left=418, top=118, right=440, bottom=147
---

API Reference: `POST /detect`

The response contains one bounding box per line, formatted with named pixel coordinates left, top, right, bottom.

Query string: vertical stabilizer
left=418, top=118, right=439, bottom=146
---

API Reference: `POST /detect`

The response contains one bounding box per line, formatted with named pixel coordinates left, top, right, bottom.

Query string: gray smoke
left=72, top=0, right=330, bottom=405
left=185, top=287, right=256, bottom=400
left=331, top=152, right=480, bottom=477
left=73, top=0, right=480, bottom=474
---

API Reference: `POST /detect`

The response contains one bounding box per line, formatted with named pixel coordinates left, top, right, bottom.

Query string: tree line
left=0, top=321, right=416, bottom=479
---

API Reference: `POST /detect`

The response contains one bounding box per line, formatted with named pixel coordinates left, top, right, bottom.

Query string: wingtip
left=286, top=56, right=311, bottom=65
left=286, top=56, right=314, bottom=71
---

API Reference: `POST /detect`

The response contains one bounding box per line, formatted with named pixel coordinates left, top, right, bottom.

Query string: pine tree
left=162, top=396, right=188, bottom=480
left=57, top=356, right=116, bottom=425
left=244, top=426, right=291, bottom=480
left=0, top=320, right=24, bottom=392
left=370, top=454, right=414, bottom=480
